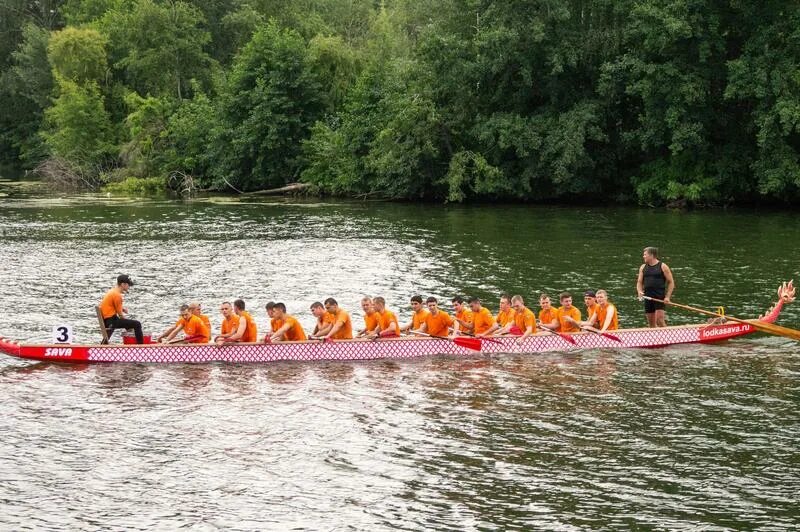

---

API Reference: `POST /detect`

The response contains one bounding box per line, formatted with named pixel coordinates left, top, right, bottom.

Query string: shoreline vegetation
left=1, top=1, right=799, bottom=207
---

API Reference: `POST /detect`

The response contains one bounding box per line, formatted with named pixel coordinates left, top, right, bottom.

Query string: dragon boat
left=0, top=283, right=794, bottom=365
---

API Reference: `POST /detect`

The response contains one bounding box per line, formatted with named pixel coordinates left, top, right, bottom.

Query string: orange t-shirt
left=198, top=314, right=211, bottom=331
left=412, top=309, right=430, bottom=330
left=99, top=289, right=123, bottom=319
left=538, top=308, right=558, bottom=328
left=240, top=310, right=257, bottom=342
left=595, top=303, right=619, bottom=330
left=557, top=306, right=582, bottom=333
left=316, top=312, right=335, bottom=334
left=270, top=317, right=280, bottom=333
left=513, top=307, right=537, bottom=334
left=496, top=308, right=516, bottom=327
left=221, top=314, right=241, bottom=336
left=330, top=308, right=353, bottom=339
left=183, top=314, right=210, bottom=343
left=586, top=304, right=597, bottom=323
left=363, top=312, right=380, bottom=333
left=378, top=310, right=399, bottom=335
left=425, top=311, right=453, bottom=337
left=472, top=307, right=495, bottom=335
left=281, top=315, right=307, bottom=341
left=454, top=308, right=474, bottom=331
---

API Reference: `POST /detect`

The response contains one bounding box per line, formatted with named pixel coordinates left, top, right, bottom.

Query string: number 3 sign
left=52, top=325, right=74, bottom=344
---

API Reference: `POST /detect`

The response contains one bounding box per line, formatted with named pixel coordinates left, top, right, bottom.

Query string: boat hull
left=0, top=321, right=760, bottom=364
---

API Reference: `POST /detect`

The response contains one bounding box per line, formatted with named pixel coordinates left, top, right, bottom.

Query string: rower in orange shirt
left=503, top=295, right=537, bottom=343
left=215, top=301, right=241, bottom=344
left=469, top=297, right=495, bottom=336
left=321, top=298, right=353, bottom=340
left=538, top=294, right=559, bottom=331
left=189, top=302, right=211, bottom=331
left=484, top=294, right=516, bottom=336
left=556, top=292, right=582, bottom=333
left=269, top=302, right=308, bottom=342
left=400, top=295, right=429, bottom=334
left=356, top=296, right=380, bottom=337
left=234, top=299, right=258, bottom=342
left=373, top=296, right=399, bottom=337
left=451, top=296, right=474, bottom=335
left=160, top=304, right=210, bottom=343
left=588, top=290, right=619, bottom=332
left=99, top=274, right=143, bottom=343
left=413, top=297, right=453, bottom=337
left=311, top=301, right=335, bottom=337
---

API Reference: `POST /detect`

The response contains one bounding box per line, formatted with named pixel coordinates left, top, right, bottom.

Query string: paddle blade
left=748, top=320, right=800, bottom=341
left=453, top=336, right=482, bottom=351
left=601, top=333, right=622, bottom=343
left=558, top=333, right=578, bottom=345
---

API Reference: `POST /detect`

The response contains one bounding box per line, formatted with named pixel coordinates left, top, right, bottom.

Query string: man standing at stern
left=636, top=246, right=676, bottom=327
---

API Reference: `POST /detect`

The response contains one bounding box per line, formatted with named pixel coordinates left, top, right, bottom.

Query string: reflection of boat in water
left=0, top=286, right=793, bottom=365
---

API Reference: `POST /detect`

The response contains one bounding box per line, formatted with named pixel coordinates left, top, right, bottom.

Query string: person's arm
left=636, top=264, right=645, bottom=298
left=270, top=322, right=292, bottom=342
left=412, top=322, right=428, bottom=335
left=165, top=323, right=185, bottom=342
left=158, top=324, right=178, bottom=342
left=379, top=320, right=398, bottom=337
left=662, top=263, right=675, bottom=302
left=226, top=317, right=246, bottom=342
left=517, top=324, right=535, bottom=343
left=581, top=310, right=598, bottom=328
left=324, top=317, right=346, bottom=339
left=599, top=305, right=616, bottom=333
left=314, top=321, right=333, bottom=338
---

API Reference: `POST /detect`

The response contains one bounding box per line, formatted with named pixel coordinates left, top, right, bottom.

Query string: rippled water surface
left=1, top=180, right=799, bottom=530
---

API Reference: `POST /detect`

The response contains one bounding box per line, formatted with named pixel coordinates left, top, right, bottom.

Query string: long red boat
left=0, top=284, right=793, bottom=364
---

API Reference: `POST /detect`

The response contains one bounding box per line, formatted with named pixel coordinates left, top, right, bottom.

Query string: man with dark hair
left=266, top=301, right=278, bottom=333
left=311, top=301, right=334, bottom=337
left=451, top=296, right=473, bottom=335
left=234, top=299, right=258, bottom=342
left=556, top=292, right=581, bottom=333
left=636, top=246, right=676, bottom=327
left=269, top=303, right=307, bottom=342
left=98, top=274, right=144, bottom=344
left=321, top=298, right=352, bottom=340
left=469, top=297, right=495, bottom=336
left=400, top=295, right=429, bottom=333
left=412, top=297, right=453, bottom=337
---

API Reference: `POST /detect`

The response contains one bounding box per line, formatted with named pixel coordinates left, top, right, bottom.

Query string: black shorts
left=644, top=293, right=665, bottom=313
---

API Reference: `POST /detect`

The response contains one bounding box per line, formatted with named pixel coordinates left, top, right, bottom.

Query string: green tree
left=211, top=21, right=324, bottom=190
left=48, top=26, right=108, bottom=83
left=42, top=78, right=115, bottom=169
left=100, top=0, right=213, bottom=99
left=0, top=23, right=54, bottom=165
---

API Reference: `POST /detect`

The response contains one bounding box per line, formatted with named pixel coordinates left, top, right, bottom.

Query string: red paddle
left=541, top=328, right=578, bottom=345
left=581, top=326, right=622, bottom=343
left=412, top=331, right=482, bottom=351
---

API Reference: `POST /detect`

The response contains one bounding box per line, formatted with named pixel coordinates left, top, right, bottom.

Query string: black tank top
left=643, top=261, right=666, bottom=292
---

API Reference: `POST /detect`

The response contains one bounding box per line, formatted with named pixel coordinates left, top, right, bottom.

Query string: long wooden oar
left=643, top=296, right=800, bottom=341
left=453, top=328, right=505, bottom=345
left=580, top=326, right=622, bottom=343
left=412, top=331, right=482, bottom=351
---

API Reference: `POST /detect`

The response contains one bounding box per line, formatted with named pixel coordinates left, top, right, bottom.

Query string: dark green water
left=1, top=179, right=798, bottom=529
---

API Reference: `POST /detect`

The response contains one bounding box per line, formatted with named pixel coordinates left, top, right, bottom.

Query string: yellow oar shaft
left=643, top=296, right=800, bottom=341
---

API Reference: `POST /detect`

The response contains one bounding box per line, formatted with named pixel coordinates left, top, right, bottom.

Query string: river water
left=0, top=179, right=798, bottom=530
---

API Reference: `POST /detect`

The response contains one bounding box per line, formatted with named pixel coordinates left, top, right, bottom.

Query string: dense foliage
left=0, top=0, right=798, bottom=204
